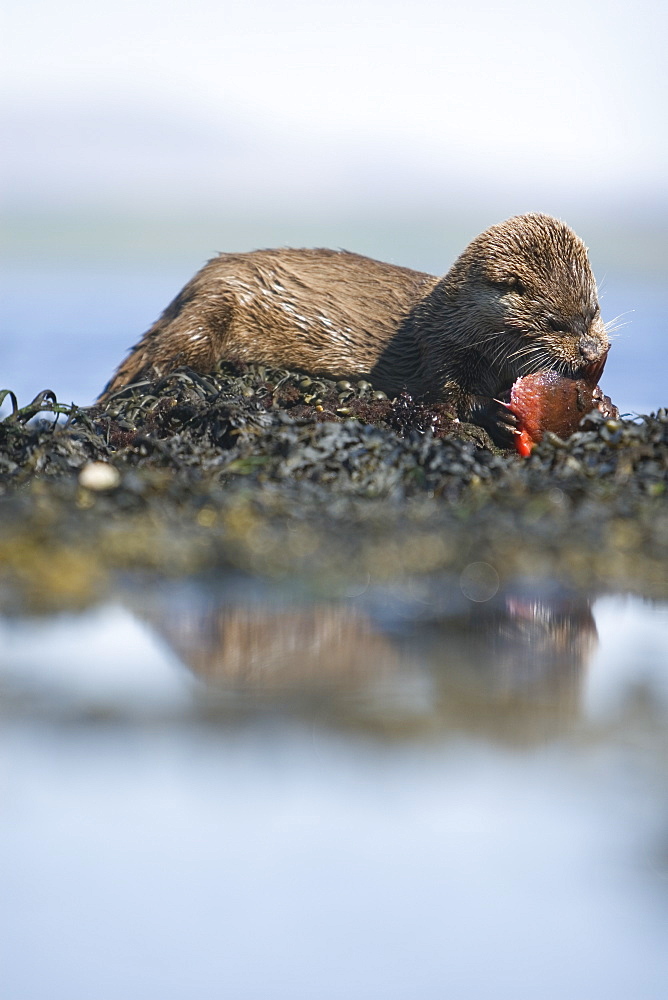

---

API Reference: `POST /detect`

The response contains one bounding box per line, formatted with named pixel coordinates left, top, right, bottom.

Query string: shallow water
left=2, top=581, right=668, bottom=999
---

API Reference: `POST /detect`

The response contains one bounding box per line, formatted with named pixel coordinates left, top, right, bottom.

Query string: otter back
left=102, top=248, right=437, bottom=398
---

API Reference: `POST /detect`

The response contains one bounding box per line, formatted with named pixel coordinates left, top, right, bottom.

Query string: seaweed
left=1, top=366, right=667, bottom=612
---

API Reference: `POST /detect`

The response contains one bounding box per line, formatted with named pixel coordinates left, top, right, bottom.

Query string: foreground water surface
left=2, top=579, right=668, bottom=999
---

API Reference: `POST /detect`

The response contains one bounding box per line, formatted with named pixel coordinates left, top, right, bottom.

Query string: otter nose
left=579, top=336, right=605, bottom=362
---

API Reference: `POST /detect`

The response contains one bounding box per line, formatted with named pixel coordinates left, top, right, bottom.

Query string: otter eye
left=547, top=316, right=569, bottom=333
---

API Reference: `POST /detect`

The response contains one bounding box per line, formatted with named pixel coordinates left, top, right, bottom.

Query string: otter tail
left=97, top=288, right=234, bottom=403
left=98, top=342, right=158, bottom=401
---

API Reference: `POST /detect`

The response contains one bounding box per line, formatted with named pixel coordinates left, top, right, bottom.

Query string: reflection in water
left=157, top=603, right=401, bottom=689
left=426, top=592, right=598, bottom=742
left=3, top=590, right=668, bottom=1000
left=135, top=580, right=598, bottom=742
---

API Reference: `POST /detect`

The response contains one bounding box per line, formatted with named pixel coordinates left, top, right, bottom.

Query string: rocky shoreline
left=1, top=364, right=667, bottom=612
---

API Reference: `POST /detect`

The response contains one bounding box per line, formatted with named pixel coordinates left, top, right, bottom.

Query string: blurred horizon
left=4, top=1, right=667, bottom=219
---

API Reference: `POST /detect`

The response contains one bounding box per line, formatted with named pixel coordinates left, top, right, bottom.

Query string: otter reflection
left=425, top=593, right=598, bottom=742
left=155, top=602, right=401, bottom=691
left=135, top=585, right=598, bottom=741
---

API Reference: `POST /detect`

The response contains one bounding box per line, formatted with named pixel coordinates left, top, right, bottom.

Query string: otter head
left=447, top=213, right=609, bottom=388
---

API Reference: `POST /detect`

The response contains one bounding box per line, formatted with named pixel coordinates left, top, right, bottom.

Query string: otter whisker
left=507, top=344, right=548, bottom=362
left=488, top=338, right=516, bottom=368
left=604, top=310, right=633, bottom=331
left=604, top=322, right=631, bottom=338
left=509, top=345, right=554, bottom=370
left=462, top=330, right=508, bottom=351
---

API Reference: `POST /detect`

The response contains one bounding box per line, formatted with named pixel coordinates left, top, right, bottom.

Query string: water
left=1, top=264, right=189, bottom=407
left=2, top=583, right=668, bottom=999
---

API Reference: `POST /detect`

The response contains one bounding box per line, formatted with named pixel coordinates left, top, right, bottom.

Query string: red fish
left=508, top=354, right=616, bottom=456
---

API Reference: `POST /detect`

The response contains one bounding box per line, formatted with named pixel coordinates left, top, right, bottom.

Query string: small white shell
left=79, top=462, right=121, bottom=491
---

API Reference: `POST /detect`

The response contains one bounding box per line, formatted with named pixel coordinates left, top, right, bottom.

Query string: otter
left=100, top=213, right=611, bottom=446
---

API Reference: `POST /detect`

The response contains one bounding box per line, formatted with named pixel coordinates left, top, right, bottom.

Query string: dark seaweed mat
left=0, top=366, right=496, bottom=493
left=1, top=367, right=668, bottom=610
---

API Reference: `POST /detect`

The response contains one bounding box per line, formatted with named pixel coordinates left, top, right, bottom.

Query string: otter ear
left=487, top=274, right=526, bottom=295
left=505, top=275, right=526, bottom=295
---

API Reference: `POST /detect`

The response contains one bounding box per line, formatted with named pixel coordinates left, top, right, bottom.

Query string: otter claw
left=467, top=395, right=519, bottom=448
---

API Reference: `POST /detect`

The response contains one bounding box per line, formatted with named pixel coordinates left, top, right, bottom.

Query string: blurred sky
left=3, top=0, right=667, bottom=215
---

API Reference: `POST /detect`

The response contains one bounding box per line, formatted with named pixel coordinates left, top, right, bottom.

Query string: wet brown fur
left=101, top=213, right=609, bottom=423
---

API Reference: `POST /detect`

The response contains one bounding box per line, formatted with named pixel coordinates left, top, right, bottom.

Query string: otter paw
left=468, top=395, right=519, bottom=449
